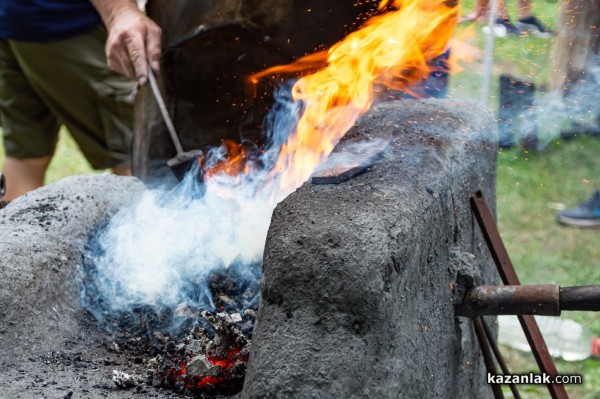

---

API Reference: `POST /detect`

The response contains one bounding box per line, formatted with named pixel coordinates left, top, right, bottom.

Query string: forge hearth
left=245, top=99, right=497, bottom=398
left=0, top=99, right=497, bottom=398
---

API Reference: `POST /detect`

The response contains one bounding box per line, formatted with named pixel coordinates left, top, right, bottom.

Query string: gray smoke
left=79, top=81, right=386, bottom=330
left=80, top=84, right=300, bottom=328
left=520, top=56, right=600, bottom=147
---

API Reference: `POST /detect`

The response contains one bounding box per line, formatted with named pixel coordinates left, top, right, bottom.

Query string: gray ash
left=80, top=222, right=261, bottom=397
left=80, top=222, right=261, bottom=339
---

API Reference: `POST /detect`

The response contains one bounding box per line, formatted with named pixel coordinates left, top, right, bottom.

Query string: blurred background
left=453, top=1, right=600, bottom=397
left=0, top=0, right=598, bottom=397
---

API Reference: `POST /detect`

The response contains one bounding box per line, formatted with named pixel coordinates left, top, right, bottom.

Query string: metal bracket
left=469, top=191, right=569, bottom=399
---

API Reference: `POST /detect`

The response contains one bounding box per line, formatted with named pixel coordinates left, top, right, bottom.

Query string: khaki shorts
left=0, top=26, right=134, bottom=169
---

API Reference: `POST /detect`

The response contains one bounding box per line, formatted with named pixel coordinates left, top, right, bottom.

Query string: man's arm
left=90, top=0, right=161, bottom=84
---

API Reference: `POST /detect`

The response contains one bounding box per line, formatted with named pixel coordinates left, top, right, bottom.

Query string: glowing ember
left=200, top=140, right=250, bottom=178
left=150, top=311, right=250, bottom=396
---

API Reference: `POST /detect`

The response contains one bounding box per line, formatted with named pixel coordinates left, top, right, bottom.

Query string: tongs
left=147, top=67, right=202, bottom=180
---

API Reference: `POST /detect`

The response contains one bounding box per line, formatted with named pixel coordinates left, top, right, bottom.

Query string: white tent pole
left=481, top=0, right=499, bottom=103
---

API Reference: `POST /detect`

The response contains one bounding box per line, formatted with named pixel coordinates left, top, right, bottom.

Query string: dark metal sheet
left=311, top=138, right=391, bottom=185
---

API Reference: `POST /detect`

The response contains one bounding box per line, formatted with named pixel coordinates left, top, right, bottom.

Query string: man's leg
left=477, top=0, right=510, bottom=19
left=112, top=163, right=132, bottom=176
left=9, top=27, right=134, bottom=172
left=2, top=156, right=51, bottom=200
left=496, top=0, right=509, bottom=19
left=517, top=0, right=533, bottom=19
left=0, top=40, right=60, bottom=200
left=460, top=0, right=486, bottom=23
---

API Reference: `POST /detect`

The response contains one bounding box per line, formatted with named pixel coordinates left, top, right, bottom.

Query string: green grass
left=1, top=1, right=599, bottom=396
left=496, top=139, right=600, bottom=399
left=453, top=1, right=600, bottom=397
left=45, top=129, right=95, bottom=183
left=0, top=127, right=95, bottom=186
left=452, top=0, right=560, bottom=104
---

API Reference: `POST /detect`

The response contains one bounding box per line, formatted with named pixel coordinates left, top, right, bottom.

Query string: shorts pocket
left=89, top=77, right=135, bottom=158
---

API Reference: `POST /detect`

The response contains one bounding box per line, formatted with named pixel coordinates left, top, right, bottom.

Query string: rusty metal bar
left=473, top=317, right=505, bottom=399
left=481, top=318, right=522, bottom=399
left=457, top=284, right=600, bottom=317
left=456, top=285, right=561, bottom=317
left=471, top=191, right=569, bottom=399
left=560, top=286, right=600, bottom=311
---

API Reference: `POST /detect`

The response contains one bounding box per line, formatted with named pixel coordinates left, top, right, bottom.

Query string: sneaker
left=557, top=190, right=600, bottom=228
left=515, top=16, right=554, bottom=38
left=482, top=18, right=523, bottom=38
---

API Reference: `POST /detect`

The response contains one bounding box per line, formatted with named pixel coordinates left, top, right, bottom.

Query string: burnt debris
left=80, top=220, right=261, bottom=338
left=80, top=222, right=261, bottom=397
left=148, top=311, right=252, bottom=396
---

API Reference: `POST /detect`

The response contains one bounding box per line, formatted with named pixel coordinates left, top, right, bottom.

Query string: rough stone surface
left=243, top=99, right=498, bottom=398
left=0, top=175, right=244, bottom=399
left=0, top=175, right=182, bottom=399
left=0, top=175, right=145, bottom=355
left=0, top=99, right=499, bottom=398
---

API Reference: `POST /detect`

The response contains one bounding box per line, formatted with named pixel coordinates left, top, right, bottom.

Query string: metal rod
left=457, top=284, right=600, bottom=316
left=474, top=317, right=505, bottom=399
left=481, top=0, right=498, bottom=102
left=456, top=285, right=561, bottom=317
left=470, top=191, right=569, bottom=399
left=0, top=172, right=5, bottom=198
left=561, top=286, right=600, bottom=311
left=147, top=66, right=185, bottom=155
left=482, top=318, right=522, bottom=399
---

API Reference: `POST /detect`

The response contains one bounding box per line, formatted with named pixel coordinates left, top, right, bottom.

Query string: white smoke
left=83, top=132, right=388, bottom=321
left=520, top=56, right=600, bottom=148
left=87, top=168, right=274, bottom=312
left=81, top=68, right=393, bottom=331
left=83, top=84, right=302, bottom=317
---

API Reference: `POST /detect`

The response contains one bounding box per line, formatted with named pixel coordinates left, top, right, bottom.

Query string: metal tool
left=0, top=172, right=6, bottom=198
left=468, top=191, right=569, bottom=399
left=147, top=67, right=203, bottom=180
left=456, top=284, right=600, bottom=318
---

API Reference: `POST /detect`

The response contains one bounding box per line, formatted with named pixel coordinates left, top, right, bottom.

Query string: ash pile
left=149, top=311, right=251, bottom=396
left=81, top=234, right=260, bottom=397
left=146, top=269, right=258, bottom=396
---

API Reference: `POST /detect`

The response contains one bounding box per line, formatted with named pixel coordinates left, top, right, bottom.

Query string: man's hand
left=90, top=0, right=161, bottom=84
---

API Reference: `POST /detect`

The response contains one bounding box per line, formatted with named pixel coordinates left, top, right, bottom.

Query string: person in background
left=462, top=0, right=553, bottom=38
left=557, top=190, right=600, bottom=228
left=0, top=0, right=161, bottom=201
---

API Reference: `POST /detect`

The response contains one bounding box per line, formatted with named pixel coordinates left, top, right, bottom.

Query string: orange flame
left=200, top=140, right=249, bottom=178
left=263, top=0, right=458, bottom=191
left=204, top=0, right=458, bottom=194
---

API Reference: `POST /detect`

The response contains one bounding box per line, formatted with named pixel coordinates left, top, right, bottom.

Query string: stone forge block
left=243, top=100, right=498, bottom=398
left=0, top=175, right=145, bottom=356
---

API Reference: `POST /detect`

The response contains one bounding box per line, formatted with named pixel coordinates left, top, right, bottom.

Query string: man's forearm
left=89, top=0, right=139, bottom=30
